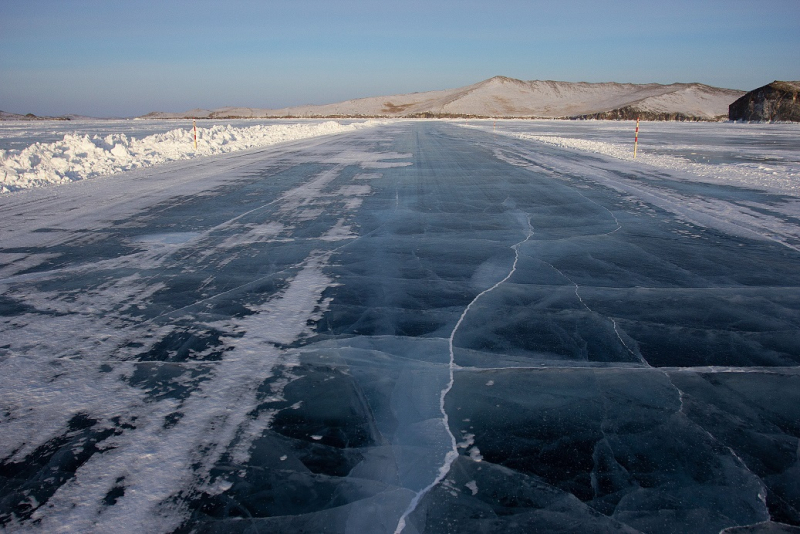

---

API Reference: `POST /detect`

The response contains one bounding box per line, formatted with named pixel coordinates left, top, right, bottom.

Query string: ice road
left=1, top=121, right=799, bottom=533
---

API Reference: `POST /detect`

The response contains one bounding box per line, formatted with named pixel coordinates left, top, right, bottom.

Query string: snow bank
left=0, top=120, right=380, bottom=194
left=490, top=129, right=800, bottom=195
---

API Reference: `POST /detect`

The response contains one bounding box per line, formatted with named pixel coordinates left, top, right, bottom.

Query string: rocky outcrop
left=729, top=81, right=800, bottom=122
left=573, top=107, right=716, bottom=121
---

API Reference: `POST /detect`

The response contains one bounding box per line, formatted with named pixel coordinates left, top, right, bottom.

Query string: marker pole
left=193, top=120, right=198, bottom=151
left=633, top=118, right=639, bottom=159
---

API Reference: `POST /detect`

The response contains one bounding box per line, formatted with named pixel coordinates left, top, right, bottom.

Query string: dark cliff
left=729, top=81, right=800, bottom=122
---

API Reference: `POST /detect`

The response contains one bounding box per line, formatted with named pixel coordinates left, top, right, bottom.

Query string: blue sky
left=1, top=0, right=799, bottom=117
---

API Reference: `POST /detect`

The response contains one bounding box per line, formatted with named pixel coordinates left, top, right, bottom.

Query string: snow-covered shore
left=0, top=120, right=382, bottom=194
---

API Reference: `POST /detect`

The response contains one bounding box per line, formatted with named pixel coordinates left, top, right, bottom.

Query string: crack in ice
left=662, top=372, right=771, bottom=521
left=394, top=215, right=534, bottom=533
left=547, top=263, right=648, bottom=366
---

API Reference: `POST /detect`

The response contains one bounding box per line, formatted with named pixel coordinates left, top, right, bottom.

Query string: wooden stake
left=193, top=120, right=198, bottom=151
left=633, top=118, right=639, bottom=159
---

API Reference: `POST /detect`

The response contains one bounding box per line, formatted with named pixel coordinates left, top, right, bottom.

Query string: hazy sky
left=2, top=0, right=799, bottom=117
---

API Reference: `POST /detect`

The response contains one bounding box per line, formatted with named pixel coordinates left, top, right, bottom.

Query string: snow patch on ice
left=320, top=219, right=357, bottom=241
left=134, top=232, right=202, bottom=248
left=457, top=432, right=476, bottom=449
left=216, top=222, right=285, bottom=249
left=468, top=446, right=484, bottom=462
left=24, top=252, right=335, bottom=533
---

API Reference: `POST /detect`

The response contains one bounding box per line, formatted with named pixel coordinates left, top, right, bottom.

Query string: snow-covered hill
left=0, top=110, right=82, bottom=121
left=142, top=76, right=745, bottom=121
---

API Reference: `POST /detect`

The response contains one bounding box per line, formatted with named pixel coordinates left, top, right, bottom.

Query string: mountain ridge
left=0, top=110, right=83, bottom=121
left=142, top=76, right=745, bottom=121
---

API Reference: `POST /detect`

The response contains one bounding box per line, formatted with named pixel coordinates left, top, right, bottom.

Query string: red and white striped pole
left=633, top=117, right=640, bottom=159
left=193, top=119, right=198, bottom=151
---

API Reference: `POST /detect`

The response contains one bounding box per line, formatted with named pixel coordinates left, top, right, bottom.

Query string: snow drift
left=0, top=120, right=381, bottom=194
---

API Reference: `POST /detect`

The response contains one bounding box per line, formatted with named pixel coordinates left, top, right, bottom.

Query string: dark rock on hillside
left=729, top=81, right=800, bottom=122
left=573, top=106, right=714, bottom=121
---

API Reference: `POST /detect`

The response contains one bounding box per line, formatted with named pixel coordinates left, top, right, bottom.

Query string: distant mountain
left=729, top=81, right=800, bottom=122
left=142, top=76, right=745, bottom=121
left=0, top=110, right=70, bottom=121
left=0, top=110, right=97, bottom=121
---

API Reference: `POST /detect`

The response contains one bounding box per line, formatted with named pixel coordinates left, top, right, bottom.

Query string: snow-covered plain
left=0, top=119, right=383, bottom=193
left=1, top=120, right=799, bottom=533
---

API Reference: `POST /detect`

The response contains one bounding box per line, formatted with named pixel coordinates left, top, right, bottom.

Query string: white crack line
left=394, top=214, right=534, bottom=533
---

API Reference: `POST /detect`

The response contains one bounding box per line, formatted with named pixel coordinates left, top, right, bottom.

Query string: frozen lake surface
left=0, top=121, right=799, bottom=533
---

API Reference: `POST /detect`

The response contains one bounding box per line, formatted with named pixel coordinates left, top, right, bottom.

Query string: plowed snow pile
left=0, top=120, right=380, bottom=193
